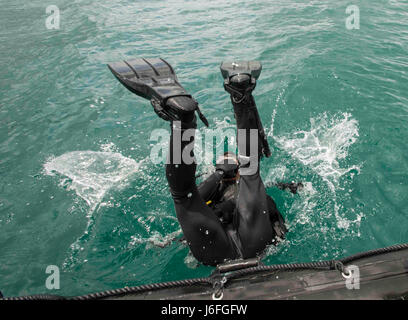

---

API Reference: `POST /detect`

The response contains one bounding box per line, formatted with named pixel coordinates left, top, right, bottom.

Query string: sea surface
left=0, top=0, right=407, bottom=297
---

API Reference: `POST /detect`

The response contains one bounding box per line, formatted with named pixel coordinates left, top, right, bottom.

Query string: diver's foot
left=108, top=57, right=208, bottom=126
left=161, top=96, right=197, bottom=123
left=153, top=95, right=208, bottom=126
left=220, top=61, right=262, bottom=102
left=223, top=74, right=256, bottom=104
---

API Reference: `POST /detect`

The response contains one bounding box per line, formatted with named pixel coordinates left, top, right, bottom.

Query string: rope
left=3, top=242, right=408, bottom=300
left=71, top=278, right=212, bottom=301
left=4, top=294, right=66, bottom=301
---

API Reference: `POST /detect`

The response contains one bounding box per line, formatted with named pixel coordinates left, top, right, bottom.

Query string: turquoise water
left=1, top=0, right=408, bottom=297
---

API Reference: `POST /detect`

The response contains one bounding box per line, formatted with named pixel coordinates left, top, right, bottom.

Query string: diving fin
left=108, top=58, right=209, bottom=126
left=220, top=61, right=271, bottom=158
left=221, top=61, right=262, bottom=83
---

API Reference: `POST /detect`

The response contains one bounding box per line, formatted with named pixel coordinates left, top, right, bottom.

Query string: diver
left=108, top=58, right=298, bottom=266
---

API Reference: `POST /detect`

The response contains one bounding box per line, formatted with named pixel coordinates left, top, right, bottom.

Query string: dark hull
left=110, top=249, right=408, bottom=300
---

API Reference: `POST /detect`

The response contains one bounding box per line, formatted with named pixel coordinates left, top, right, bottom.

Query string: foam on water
left=264, top=164, right=288, bottom=185
left=269, top=112, right=362, bottom=231
left=272, top=112, right=360, bottom=191
left=129, top=229, right=182, bottom=249
left=43, top=145, right=143, bottom=267
left=184, top=251, right=200, bottom=269
left=44, top=148, right=142, bottom=214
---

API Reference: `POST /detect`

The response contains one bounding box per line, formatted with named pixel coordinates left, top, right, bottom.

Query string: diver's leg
left=227, top=76, right=276, bottom=258
left=165, top=112, right=236, bottom=265
left=109, top=58, right=236, bottom=264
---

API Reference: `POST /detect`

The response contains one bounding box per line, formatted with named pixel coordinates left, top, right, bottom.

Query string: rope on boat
left=2, top=242, right=408, bottom=300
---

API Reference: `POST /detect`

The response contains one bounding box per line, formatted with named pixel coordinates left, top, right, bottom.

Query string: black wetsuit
left=165, top=92, right=287, bottom=266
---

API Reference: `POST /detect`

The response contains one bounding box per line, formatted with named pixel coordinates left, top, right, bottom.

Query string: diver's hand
left=274, top=182, right=304, bottom=194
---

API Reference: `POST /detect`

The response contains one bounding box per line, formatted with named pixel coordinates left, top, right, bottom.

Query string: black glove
left=275, top=182, right=304, bottom=194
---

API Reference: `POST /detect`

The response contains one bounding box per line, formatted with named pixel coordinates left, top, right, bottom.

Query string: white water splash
left=44, top=149, right=142, bottom=215
left=273, top=112, right=360, bottom=192
left=184, top=251, right=200, bottom=269
left=269, top=112, right=362, bottom=230
left=264, top=164, right=288, bottom=185
left=129, top=229, right=182, bottom=249
left=44, top=147, right=143, bottom=267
